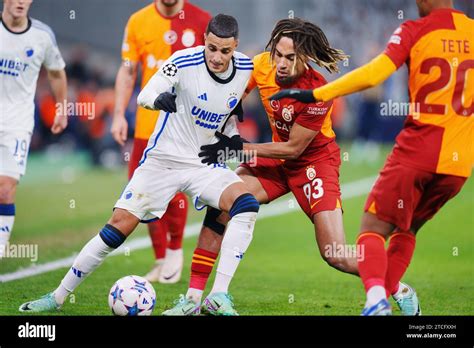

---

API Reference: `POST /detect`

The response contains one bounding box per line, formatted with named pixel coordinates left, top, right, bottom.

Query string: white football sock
left=366, top=285, right=387, bottom=307
left=54, top=235, right=113, bottom=304
left=0, top=215, right=14, bottom=258
left=210, top=211, right=257, bottom=294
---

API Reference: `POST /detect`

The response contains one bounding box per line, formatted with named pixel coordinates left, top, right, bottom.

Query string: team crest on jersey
left=164, top=30, right=178, bottom=45
left=306, top=165, right=316, bottom=180
left=162, top=63, right=178, bottom=77
left=227, top=93, right=238, bottom=109
left=282, top=105, right=294, bottom=122
left=270, top=99, right=280, bottom=111
left=25, top=47, right=34, bottom=58
left=181, top=29, right=196, bottom=48
left=124, top=191, right=133, bottom=200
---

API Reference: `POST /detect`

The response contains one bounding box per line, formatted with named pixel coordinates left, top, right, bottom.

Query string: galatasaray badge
left=306, top=165, right=316, bottom=180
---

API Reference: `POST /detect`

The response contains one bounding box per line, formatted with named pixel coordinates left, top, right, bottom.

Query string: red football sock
left=385, top=231, right=416, bottom=297
left=357, top=232, right=387, bottom=292
left=164, top=192, right=188, bottom=250
left=189, top=248, right=218, bottom=290
left=148, top=219, right=167, bottom=260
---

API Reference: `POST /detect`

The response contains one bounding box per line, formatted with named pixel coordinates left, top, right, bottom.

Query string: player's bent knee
left=107, top=208, right=140, bottom=237
left=360, top=212, right=393, bottom=237
left=229, top=193, right=260, bottom=218
left=203, top=207, right=227, bottom=235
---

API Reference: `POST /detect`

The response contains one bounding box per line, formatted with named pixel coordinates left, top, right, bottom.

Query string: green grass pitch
left=0, top=145, right=472, bottom=315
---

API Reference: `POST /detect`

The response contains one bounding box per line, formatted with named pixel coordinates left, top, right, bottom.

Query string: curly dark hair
left=266, top=18, right=348, bottom=73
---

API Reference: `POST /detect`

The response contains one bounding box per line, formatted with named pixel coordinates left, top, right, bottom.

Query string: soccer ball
left=108, top=275, right=156, bottom=316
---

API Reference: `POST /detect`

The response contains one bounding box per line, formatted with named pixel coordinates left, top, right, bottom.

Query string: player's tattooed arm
left=47, top=69, right=68, bottom=134
left=112, top=60, right=138, bottom=145
left=199, top=123, right=317, bottom=164
left=242, top=123, right=318, bottom=160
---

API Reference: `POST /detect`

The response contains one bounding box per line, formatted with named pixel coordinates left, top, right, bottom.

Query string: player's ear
left=234, top=38, right=239, bottom=49
left=204, top=33, right=208, bottom=43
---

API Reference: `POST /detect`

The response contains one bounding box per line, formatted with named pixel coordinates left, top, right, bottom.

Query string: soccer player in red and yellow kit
left=163, top=18, right=413, bottom=316
left=111, top=0, right=211, bottom=283
left=272, top=0, right=473, bottom=315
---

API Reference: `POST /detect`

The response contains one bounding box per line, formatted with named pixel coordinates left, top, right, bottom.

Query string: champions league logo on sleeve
left=162, top=63, right=178, bottom=77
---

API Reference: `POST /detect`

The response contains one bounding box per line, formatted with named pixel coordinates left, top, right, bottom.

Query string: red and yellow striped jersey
left=384, top=8, right=473, bottom=177
left=246, top=52, right=340, bottom=168
left=122, top=2, right=211, bottom=139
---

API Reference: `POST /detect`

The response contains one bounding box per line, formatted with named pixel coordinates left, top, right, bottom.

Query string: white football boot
left=158, top=248, right=183, bottom=284
left=144, top=259, right=164, bottom=283
left=393, top=282, right=421, bottom=316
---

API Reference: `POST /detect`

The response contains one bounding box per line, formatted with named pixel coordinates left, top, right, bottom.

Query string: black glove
left=153, top=92, right=177, bottom=113
left=199, top=132, right=244, bottom=165
left=269, top=88, right=316, bottom=103
left=232, top=100, right=244, bottom=122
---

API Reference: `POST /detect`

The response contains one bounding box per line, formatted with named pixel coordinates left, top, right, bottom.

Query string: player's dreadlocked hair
left=266, top=18, right=348, bottom=74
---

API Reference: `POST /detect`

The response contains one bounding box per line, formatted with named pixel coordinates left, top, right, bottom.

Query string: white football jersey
left=0, top=17, right=65, bottom=133
left=137, top=45, right=253, bottom=168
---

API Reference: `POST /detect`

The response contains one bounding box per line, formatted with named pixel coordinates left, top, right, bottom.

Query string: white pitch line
left=0, top=175, right=377, bottom=283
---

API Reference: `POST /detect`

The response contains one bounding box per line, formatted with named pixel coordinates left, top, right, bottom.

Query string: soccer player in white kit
left=19, top=14, right=260, bottom=314
left=0, top=0, right=67, bottom=258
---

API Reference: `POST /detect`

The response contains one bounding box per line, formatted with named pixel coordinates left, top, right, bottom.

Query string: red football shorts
left=364, top=155, right=467, bottom=231
left=240, top=157, right=342, bottom=221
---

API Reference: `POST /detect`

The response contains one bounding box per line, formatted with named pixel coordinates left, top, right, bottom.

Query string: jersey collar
left=204, top=54, right=237, bottom=84
left=0, top=15, right=32, bottom=35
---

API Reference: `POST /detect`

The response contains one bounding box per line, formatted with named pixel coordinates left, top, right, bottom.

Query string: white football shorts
left=0, top=131, right=32, bottom=181
left=114, top=156, right=242, bottom=222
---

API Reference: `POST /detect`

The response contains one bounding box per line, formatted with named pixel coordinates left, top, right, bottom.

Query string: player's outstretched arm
left=270, top=53, right=397, bottom=103
left=199, top=123, right=317, bottom=164
left=242, top=122, right=317, bottom=160
left=47, top=69, right=68, bottom=134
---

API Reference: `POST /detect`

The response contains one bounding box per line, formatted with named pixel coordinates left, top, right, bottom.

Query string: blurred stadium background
left=28, top=0, right=473, bottom=166
left=0, top=0, right=472, bottom=315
